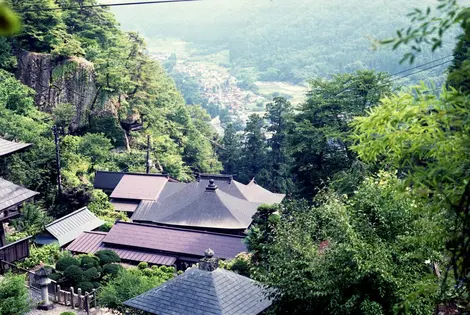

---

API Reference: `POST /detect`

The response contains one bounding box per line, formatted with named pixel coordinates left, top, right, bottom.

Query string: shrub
left=83, top=267, right=100, bottom=281
left=99, top=268, right=174, bottom=311
left=80, top=256, right=100, bottom=269
left=137, top=261, right=148, bottom=270
left=76, top=281, right=94, bottom=293
left=102, top=264, right=123, bottom=278
left=60, top=312, right=75, bottom=315
left=17, top=244, right=61, bottom=269
left=0, top=273, right=31, bottom=315
left=56, top=256, right=80, bottom=272
left=63, top=265, right=83, bottom=285
left=95, top=250, right=120, bottom=265
left=48, top=273, right=62, bottom=282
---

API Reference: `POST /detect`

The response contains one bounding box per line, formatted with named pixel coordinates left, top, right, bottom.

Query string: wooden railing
left=0, top=236, right=31, bottom=273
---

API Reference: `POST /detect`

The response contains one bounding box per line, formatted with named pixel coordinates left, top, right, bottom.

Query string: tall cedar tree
left=240, top=114, right=267, bottom=183
left=289, top=70, right=391, bottom=197
left=264, top=97, right=294, bottom=193
left=219, top=123, right=241, bottom=175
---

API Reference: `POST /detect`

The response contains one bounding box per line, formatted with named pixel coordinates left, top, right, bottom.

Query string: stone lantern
left=34, top=267, right=54, bottom=310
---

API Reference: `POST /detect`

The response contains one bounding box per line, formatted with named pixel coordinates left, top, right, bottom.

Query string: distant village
left=152, top=52, right=268, bottom=129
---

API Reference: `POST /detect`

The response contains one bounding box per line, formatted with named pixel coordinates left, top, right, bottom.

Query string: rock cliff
left=16, top=50, right=98, bottom=130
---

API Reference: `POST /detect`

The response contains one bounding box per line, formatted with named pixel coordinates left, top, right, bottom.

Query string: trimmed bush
left=102, top=263, right=123, bottom=278
left=64, top=265, right=83, bottom=284
left=76, top=281, right=93, bottom=293
left=56, top=256, right=80, bottom=272
left=138, top=261, right=148, bottom=270
left=80, top=256, right=99, bottom=269
left=95, top=250, right=120, bottom=265
left=60, top=312, right=75, bottom=315
left=83, top=267, right=100, bottom=281
left=48, top=273, right=62, bottom=282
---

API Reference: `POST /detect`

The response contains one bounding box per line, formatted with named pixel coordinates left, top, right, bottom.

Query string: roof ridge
left=96, top=170, right=170, bottom=178
left=46, top=207, right=90, bottom=227
left=83, top=231, right=108, bottom=235
left=114, top=221, right=245, bottom=239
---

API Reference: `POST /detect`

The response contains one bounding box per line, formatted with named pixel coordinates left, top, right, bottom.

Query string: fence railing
left=0, top=259, right=99, bottom=314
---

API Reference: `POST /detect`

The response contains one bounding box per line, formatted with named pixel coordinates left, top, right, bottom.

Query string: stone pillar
left=35, top=267, right=54, bottom=310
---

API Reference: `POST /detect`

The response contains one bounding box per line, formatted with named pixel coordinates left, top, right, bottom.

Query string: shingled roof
left=67, top=231, right=176, bottom=265
left=124, top=264, right=272, bottom=315
left=102, top=221, right=247, bottom=260
left=94, top=171, right=177, bottom=191
left=42, top=207, right=104, bottom=246
left=0, top=178, right=38, bottom=212
left=0, top=138, right=31, bottom=157
left=132, top=180, right=262, bottom=230
left=110, top=174, right=168, bottom=200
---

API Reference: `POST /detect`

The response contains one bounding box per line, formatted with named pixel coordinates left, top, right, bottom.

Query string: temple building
left=0, top=138, right=37, bottom=272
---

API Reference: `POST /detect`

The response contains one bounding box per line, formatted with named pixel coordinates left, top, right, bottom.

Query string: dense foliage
left=0, top=273, right=31, bottom=315
left=99, top=265, right=176, bottom=311
left=247, top=173, right=445, bottom=314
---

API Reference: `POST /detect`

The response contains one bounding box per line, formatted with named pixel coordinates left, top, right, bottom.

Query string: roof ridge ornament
left=199, top=248, right=218, bottom=271
left=206, top=179, right=218, bottom=191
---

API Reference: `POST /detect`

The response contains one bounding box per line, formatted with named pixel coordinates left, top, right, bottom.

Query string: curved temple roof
left=132, top=180, right=262, bottom=229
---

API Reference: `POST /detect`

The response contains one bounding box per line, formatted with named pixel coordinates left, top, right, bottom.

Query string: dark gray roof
left=94, top=171, right=177, bottom=191
left=0, top=138, right=31, bottom=157
left=0, top=178, right=38, bottom=212
left=45, top=207, right=104, bottom=246
left=132, top=182, right=262, bottom=230
left=124, top=268, right=272, bottom=315
left=94, top=171, right=125, bottom=191
left=103, top=221, right=247, bottom=259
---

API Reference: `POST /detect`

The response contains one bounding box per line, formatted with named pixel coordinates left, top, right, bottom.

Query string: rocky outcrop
left=16, top=50, right=98, bottom=130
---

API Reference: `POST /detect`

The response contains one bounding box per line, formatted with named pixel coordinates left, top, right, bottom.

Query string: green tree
left=99, top=266, right=175, bottom=311
left=264, top=97, right=294, bottom=193
left=249, top=173, right=444, bottom=314
left=8, top=0, right=67, bottom=52
left=218, top=123, right=241, bottom=175
left=10, top=202, right=52, bottom=236
left=351, top=85, right=470, bottom=295
left=240, top=114, right=267, bottom=183
left=289, top=70, right=391, bottom=197
left=0, top=273, right=31, bottom=315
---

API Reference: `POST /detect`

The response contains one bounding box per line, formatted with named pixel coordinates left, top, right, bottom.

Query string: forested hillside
left=110, top=0, right=457, bottom=83
left=0, top=0, right=220, bottom=218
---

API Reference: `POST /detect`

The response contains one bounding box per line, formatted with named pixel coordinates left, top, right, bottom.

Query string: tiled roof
left=0, top=178, right=38, bottom=212
left=132, top=183, right=261, bottom=229
left=110, top=199, right=140, bottom=213
left=233, top=179, right=285, bottom=204
left=45, top=207, right=104, bottom=246
left=110, top=174, right=168, bottom=200
left=94, top=171, right=177, bottom=191
left=0, top=138, right=31, bottom=157
left=66, top=231, right=176, bottom=265
left=103, top=221, right=247, bottom=259
left=93, top=171, right=125, bottom=191
left=124, top=268, right=272, bottom=315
